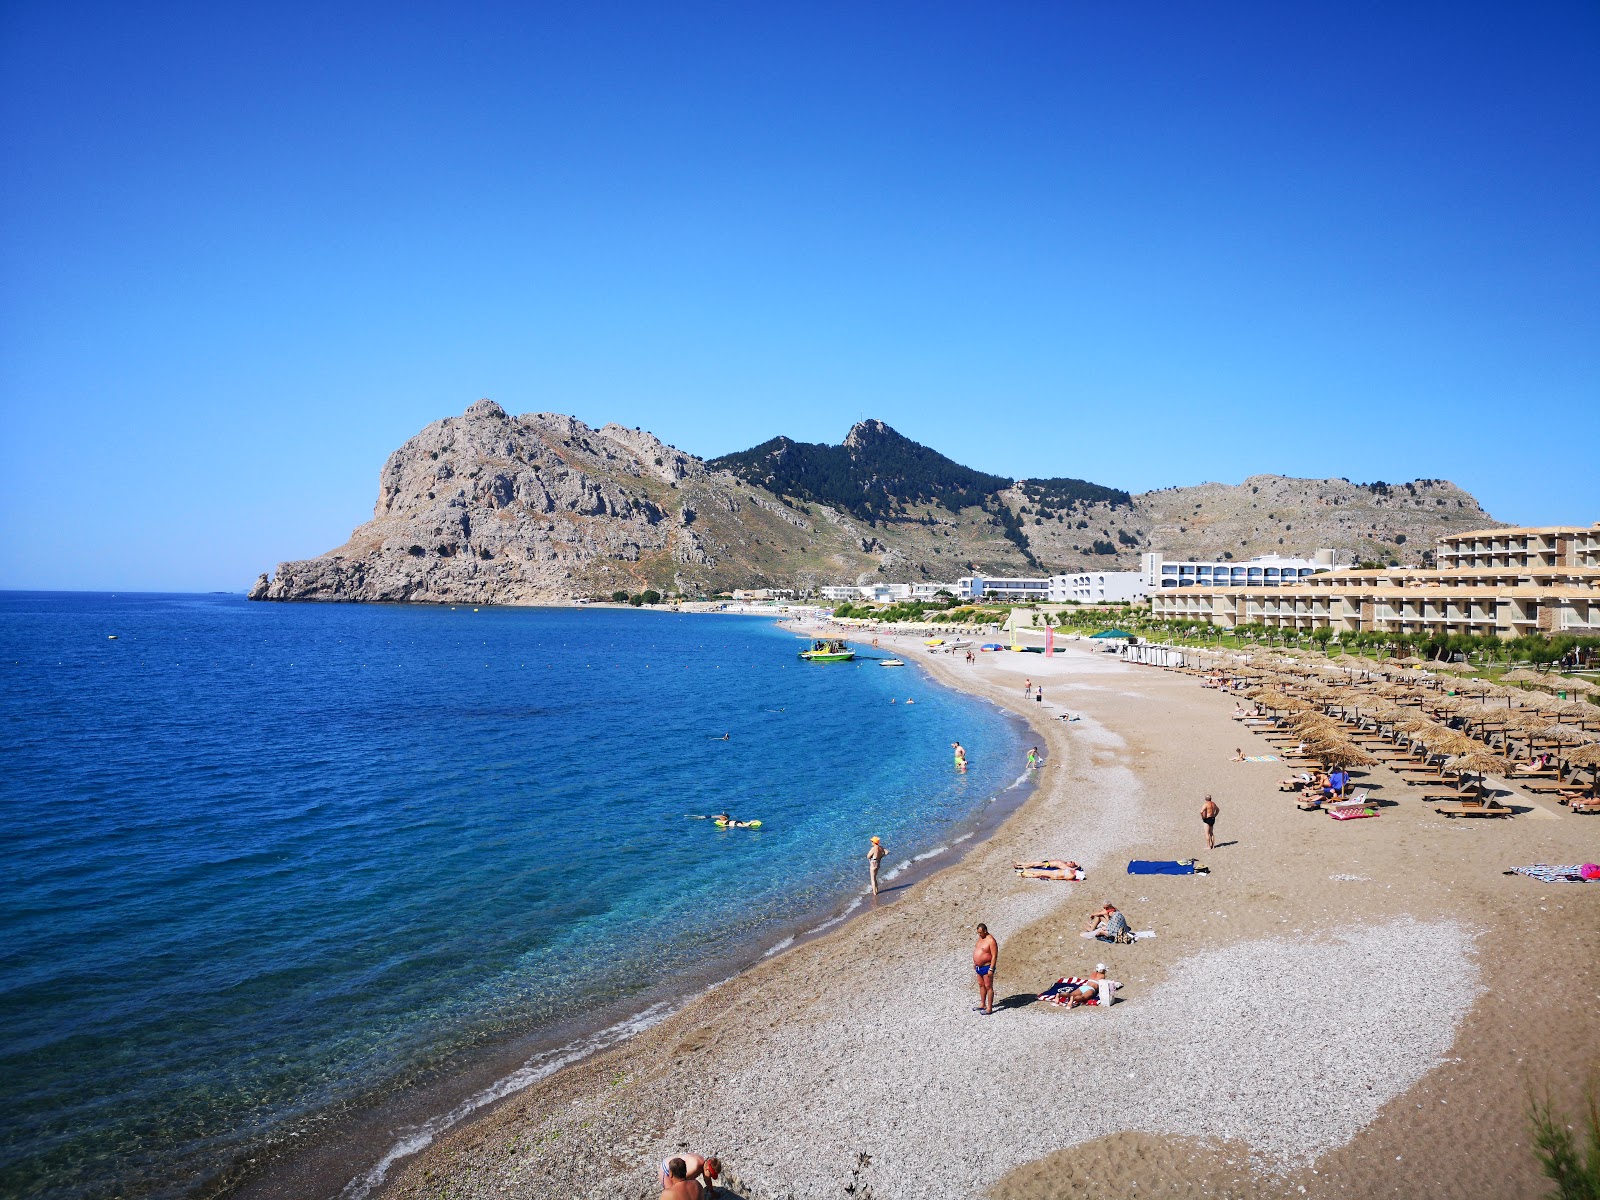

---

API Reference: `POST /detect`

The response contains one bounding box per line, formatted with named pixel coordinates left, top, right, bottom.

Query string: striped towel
left=1509, top=864, right=1589, bottom=883
left=1037, top=977, right=1123, bottom=1006
left=1243, top=755, right=1280, bottom=763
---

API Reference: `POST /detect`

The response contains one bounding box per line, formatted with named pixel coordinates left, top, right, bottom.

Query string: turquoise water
left=0, top=594, right=1025, bottom=1199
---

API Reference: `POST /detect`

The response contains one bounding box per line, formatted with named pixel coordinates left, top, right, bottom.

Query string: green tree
left=641, top=589, right=662, bottom=605
left=611, top=590, right=629, bottom=603
left=1528, top=1076, right=1600, bottom=1200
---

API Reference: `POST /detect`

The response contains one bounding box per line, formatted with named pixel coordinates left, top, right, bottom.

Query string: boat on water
left=798, top=638, right=855, bottom=663
left=879, top=658, right=905, bottom=667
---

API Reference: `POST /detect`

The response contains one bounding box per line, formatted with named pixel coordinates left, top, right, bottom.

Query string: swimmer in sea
left=951, top=741, right=967, bottom=771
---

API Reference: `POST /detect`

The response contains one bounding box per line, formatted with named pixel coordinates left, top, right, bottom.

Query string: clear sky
left=2, top=2, right=1595, bottom=591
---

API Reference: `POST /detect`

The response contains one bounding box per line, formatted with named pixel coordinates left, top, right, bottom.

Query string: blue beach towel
left=1127, top=860, right=1196, bottom=875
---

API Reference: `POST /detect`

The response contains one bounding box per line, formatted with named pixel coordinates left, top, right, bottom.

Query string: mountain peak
left=842, top=418, right=900, bottom=451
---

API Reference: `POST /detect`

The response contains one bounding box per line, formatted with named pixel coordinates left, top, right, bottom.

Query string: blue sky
left=2, top=1, right=1595, bottom=590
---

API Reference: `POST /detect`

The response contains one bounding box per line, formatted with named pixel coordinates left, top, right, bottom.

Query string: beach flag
left=1045, top=627, right=1054, bottom=657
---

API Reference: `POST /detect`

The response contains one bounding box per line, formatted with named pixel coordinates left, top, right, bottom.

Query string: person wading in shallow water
left=1200, top=794, right=1219, bottom=851
left=867, top=835, right=887, bottom=896
left=972, top=923, right=999, bottom=1014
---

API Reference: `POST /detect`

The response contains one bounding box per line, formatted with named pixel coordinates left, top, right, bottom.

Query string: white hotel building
left=1143, top=550, right=1337, bottom=590
left=1147, top=525, right=1600, bottom=638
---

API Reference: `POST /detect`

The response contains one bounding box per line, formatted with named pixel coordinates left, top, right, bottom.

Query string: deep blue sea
left=0, top=594, right=1025, bottom=1200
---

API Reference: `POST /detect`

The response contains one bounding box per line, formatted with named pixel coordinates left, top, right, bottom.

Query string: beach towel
left=1127, top=860, right=1196, bottom=875
left=1328, top=807, right=1379, bottom=821
left=1243, top=755, right=1279, bottom=763
left=1080, top=930, right=1157, bottom=940
left=1038, top=977, right=1123, bottom=1006
left=1508, top=864, right=1596, bottom=883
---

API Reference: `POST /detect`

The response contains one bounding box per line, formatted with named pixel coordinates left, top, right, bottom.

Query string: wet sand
left=373, top=633, right=1599, bottom=1200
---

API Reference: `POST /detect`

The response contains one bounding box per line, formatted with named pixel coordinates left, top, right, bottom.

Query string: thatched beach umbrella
left=1302, top=737, right=1378, bottom=769
left=1444, top=748, right=1511, bottom=789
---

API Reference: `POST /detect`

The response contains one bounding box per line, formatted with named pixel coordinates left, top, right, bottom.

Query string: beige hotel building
left=1147, top=525, right=1600, bottom=638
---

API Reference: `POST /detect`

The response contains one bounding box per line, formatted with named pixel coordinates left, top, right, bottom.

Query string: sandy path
left=375, top=635, right=1599, bottom=1200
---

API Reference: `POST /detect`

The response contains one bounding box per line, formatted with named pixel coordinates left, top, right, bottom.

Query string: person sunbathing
left=1017, top=865, right=1085, bottom=880
left=1064, top=965, right=1110, bottom=1009
left=1231, top=704, right=1248, bottom=720
left=1015, top=859, right=1080, bottom=872
left=1513, top=754, right=1551, bottom=774
left=1278, top=771, right=1315, bottom=792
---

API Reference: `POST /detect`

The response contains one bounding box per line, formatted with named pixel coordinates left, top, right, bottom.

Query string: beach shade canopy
left=1304, top=737, right=1378, bottom=768
left=1499, top=668, right=1547, bottom=685
left=1560, top=742, right=1600, bottom=767
left=1090, top=629, right=1134, bottom=639
left=1444, top=749, right=1511, bottom=779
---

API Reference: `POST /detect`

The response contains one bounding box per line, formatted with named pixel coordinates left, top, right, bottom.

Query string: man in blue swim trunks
left=973, top=923, right=998, bottom=1014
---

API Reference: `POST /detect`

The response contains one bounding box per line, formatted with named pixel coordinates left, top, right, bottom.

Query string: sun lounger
left=1437, top=797, right=1513, bottom=818
left=1325, top=790, right=1371, bottom=811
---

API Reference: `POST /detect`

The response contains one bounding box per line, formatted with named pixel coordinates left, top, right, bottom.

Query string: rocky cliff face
left=251, top=402, right=1504, bottom=604
left=250, top=400, right=900, bottom=603
left=1012, top=475, right=1499, bottom=571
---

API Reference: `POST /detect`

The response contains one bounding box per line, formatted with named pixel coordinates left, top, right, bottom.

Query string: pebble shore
left=370, top=633, right=1599, bottom=1200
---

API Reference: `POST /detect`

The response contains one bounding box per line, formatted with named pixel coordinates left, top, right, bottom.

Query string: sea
left=0, top=593, right=1028, bottom=1200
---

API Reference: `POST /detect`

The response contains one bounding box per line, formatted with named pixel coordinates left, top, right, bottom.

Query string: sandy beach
left=372, top=628, right=1599, bottom=1200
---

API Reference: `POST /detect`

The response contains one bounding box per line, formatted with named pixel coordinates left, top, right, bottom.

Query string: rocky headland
left=250, top=400, right=1502, bottom=603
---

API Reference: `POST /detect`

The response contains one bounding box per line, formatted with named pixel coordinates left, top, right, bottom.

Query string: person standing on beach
left=867, top=835, right=887, bottom=895
left=973, top=923, right=998, bottom=1014
left=1023, top=677, right=1031, bottom=695
left=1200, top=794, right=1219, bottom=850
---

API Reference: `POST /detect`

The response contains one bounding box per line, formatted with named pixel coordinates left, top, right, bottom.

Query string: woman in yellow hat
left=867, top=836, right=887, bottom=896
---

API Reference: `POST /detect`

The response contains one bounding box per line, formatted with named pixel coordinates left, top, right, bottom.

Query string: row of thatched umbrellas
left=1178, top=647, right=1600, bottom=793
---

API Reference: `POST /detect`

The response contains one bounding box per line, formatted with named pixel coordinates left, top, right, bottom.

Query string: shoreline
left=368, top=624, right=1600, bottom=1199
left=222, top=617, right=1042, bottom=1200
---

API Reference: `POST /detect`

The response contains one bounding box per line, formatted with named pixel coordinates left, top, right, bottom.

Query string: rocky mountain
left=250, top=401, right=904, bottom=604
left=1014, top=475, right=1497, bottom=571
left=249, top=402, right=1502, bottom=604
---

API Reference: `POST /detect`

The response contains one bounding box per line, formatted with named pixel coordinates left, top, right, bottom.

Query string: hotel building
left=1142, top=550, right=1337, bottom=590
left=1147, top=525, right=1600, bottom=638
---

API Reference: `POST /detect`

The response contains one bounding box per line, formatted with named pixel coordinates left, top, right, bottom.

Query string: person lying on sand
left=659, top=1153, right=720, bottom=1199
left=1064, top=964, right=1110, bottom=1009
left=1014, top=859, right=1080, bottom=872
left=1017, top=866, right=1085, bottom=881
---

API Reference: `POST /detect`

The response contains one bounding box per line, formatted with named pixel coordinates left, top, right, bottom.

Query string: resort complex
left=1149, top=524, right=1600, bottom=638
